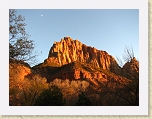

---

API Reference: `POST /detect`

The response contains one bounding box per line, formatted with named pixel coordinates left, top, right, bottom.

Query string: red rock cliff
left=122, top=57, right=139, bottom=79
left=46, top=36, right=121, bottom=74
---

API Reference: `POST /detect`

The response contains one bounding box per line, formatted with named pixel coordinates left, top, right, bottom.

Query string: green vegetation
left=76, top=92, right=92, bottom=106
left=34, top=85, right=65, bottom=106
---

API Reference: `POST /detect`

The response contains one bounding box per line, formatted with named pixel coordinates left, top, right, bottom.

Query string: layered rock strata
left=46, top=36, right=121, bottom=74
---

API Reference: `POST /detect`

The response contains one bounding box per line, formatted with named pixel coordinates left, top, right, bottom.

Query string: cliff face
left=122, top=57, right=139, bottom=80
left=46, top=36, right=121, bottom=74
left=9, top=37, right=139, bottom=106
left=40, top=61, right=108, bottom=87
left=9, top=60, right=31, bottom=82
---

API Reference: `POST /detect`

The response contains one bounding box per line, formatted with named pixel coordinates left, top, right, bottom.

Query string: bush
left=76, top=92, right=92, bottom=106
left=34, top=85, right=65, bottom=106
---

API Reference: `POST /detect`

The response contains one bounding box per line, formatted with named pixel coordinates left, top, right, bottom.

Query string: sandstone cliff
left=9, top=60, right=31, bottom=82
left=45, top=36, right=121, bottom=74
left=122, top=57, right=139, bottom=80
left=47, top=62, right=108, bottom=87
left=9, top=37, right=139, bottom=106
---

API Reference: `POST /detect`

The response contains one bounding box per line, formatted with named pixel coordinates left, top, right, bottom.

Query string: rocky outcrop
left=122, top=57, right=139, bottom=79
left=46, top=36, right=121, bottom=74
left=9, top=60, right=31, bottom=82
left=49, top=69, right=107, bottom=87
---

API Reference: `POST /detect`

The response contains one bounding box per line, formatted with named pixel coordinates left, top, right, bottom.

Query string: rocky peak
left=46, top=37, right=121, bottom=74
left=122, top=57, right=139, bottom=79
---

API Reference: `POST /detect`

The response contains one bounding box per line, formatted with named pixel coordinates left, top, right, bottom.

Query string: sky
left=15, top=9, right=139, bottom=66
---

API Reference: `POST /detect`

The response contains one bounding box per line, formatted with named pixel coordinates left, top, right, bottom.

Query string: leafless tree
left=98, top=46, right=139, bottom=106
left=117, top=46, right=139, bottom=105
left=9, top=9, right=38, bottom=66
left=123, top=45, right=134, bottom=62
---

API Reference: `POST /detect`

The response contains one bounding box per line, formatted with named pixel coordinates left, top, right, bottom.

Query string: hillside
left=9, top=36, right=139, bottom=106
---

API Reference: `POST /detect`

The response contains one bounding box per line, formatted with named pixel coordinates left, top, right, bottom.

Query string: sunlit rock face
left=46, top=36, right=121, bottom=74
left=9, top=60, right=31, bottom=82
left=122, top=57, right=139, bottom=79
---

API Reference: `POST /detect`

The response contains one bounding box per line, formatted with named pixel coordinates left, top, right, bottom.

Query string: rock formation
left=9, top=37, right=139, bottom=106
left=122, top=57, right=139, bottom=80
left=42, top=61, right=108, bottom=87
left=9, top=60, right=31, bottom=82
left=45, top=36, right=121, bottom=74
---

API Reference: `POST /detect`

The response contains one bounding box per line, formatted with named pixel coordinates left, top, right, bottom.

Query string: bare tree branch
left=9, top=9, right=38, bottom=66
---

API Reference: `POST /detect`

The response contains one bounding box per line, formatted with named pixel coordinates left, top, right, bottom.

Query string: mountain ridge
left=45, top=36, right=121, bottom=74
left=9, top=36, right=139, bottom=106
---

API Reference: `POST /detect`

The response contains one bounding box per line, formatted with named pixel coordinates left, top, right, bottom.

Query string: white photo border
left=0, top=0, right=148, bottom=115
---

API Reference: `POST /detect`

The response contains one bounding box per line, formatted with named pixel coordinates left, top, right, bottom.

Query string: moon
left=41, top=14, right=43, bottom=17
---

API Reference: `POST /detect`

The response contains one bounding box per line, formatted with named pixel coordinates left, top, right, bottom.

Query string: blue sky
left=15, top=9, right=139, bottom=66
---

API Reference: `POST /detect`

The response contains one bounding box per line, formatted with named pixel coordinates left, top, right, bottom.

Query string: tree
left=34, top=85, right=65, bottom=106
left=123, top=45, right=134, bottom=63
left=76, top=92, right=92, bottom=106
left=116, top=45, right=135, bottom=67
left=9, top=65, right=49, bottom=106
left=9, top=9, right=37, bottom=65
left=20, top=75, right=49, bottom=106
left=114, top=46, right=139, bottom=105
left=94, top=46, right=139, bottom=106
